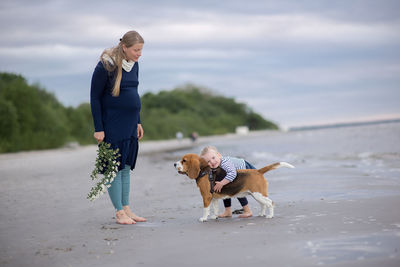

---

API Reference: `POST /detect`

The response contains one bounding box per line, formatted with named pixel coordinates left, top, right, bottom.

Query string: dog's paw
left=199, top=217, right=208, bottom=222
left=266, top=215, right=274, bottom=219
left=210, top=215, right=218, bottom=220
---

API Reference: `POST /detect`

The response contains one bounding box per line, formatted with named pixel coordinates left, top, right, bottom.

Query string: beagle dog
left=174, top=153, right=294, bottom=222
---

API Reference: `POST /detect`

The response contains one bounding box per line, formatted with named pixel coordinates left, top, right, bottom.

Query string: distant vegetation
left=0, top=73, right=93, bottom=153
left=0, top=72, right=278, bottom=153
left=141, top=84, right=278, bottom=139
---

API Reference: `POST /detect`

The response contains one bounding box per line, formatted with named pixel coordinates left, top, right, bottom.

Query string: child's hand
left=213, top=179, right=230, bottom=193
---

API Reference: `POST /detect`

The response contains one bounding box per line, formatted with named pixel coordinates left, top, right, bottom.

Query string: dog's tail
left=257, top=162, right=295, bottom=174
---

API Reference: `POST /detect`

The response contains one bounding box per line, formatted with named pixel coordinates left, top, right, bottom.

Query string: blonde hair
left=200, top=146, right=219, bottom=157
left=100, top=30, right=144, bottom=96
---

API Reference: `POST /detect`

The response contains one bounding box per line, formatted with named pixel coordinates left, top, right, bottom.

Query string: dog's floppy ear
left=187, top=157, right=200, bottom=179
left=199, top=157, right=208, bottom=169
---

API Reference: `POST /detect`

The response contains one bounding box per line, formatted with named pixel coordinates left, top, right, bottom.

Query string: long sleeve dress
left=90, top=61, right=141, bottom=171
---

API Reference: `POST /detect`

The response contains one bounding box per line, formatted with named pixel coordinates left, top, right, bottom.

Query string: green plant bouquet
left=87, top=142, right=121, bottom=201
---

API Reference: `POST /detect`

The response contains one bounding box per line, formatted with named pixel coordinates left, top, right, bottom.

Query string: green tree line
left=141, top=84, right=278, bottom=139
left=0, top=72, right=278, bottom=153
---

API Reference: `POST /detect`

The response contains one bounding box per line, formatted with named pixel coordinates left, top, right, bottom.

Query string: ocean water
left=170, top=121, right=400, bottom=202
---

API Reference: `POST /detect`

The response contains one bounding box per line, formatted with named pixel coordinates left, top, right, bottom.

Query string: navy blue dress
left=90, top=61, right=141, bottom=170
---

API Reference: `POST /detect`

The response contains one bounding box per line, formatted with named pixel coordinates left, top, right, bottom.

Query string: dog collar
left=195, top=168, right=217, bottom=194
left=196, top=169, right=209, bottom=181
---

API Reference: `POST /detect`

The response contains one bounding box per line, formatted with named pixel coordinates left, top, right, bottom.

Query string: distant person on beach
left=200, top=146, right=256, bottom=218
left=176, top=131, right=183, bottom=141
left=190, top=132, right=198, bottom=142
left=90, top=30, right=146, bottom=225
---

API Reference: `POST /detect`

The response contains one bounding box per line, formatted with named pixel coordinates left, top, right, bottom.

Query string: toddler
left=200, top=146, right=256, bottom=218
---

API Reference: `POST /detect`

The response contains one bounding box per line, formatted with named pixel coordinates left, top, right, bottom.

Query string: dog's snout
left=174, top=160, right=183, bottom=171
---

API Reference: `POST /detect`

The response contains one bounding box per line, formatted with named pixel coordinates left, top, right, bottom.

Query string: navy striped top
left=220, top=156, right=246, bottom=182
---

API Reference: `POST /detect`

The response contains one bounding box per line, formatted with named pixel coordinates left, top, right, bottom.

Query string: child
left=200, top=146, right=256, bottom=218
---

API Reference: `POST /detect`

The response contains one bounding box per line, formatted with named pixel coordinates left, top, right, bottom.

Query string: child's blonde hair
left=200, top=146, right=219, bottom=157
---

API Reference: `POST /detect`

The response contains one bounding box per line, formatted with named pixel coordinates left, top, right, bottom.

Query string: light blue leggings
left=107, top=165, right=131, bottom=211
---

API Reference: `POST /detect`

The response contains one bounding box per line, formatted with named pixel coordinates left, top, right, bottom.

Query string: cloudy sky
left=1, top=0, right=399, bottom=128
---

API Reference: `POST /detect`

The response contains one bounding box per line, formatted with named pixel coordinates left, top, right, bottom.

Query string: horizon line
left=288, top=117, right=400, bottom=131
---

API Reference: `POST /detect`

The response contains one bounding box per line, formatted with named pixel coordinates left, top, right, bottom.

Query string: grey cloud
left=1, top=0, right=399, bottom=127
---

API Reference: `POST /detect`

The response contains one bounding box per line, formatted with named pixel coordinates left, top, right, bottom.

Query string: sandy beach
left=1, top=123, right=400, bottom=267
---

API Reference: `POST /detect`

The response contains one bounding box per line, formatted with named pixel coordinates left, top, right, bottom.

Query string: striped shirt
left=220, top=156, right=246, bottom=182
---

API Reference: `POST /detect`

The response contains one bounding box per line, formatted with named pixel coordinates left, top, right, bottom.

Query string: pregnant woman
left=90, top=30, right=146, bottom=225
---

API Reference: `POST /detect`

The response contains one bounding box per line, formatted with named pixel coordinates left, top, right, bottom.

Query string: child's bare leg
left=123, top=206, right=146, bottom=222
left=238, top=204, right=252, bottom=218
left=218, top=207, right=232, bottom=218
left=116, top=210, right=136, bottom=224
left=219, top=198, right=233, bottom=217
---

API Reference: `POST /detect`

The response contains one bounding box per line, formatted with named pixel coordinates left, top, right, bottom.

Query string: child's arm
left=214, top=178, right=230, bottom=193
left=214, top=158, right=237, bottom=193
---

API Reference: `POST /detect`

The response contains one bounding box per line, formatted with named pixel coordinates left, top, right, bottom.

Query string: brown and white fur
left=174, top=153, right=294, bottom=222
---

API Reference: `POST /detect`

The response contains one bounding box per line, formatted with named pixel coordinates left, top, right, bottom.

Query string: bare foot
left=218, top=208, right=232, bottom=218
left=116, top=210, right=136, bottom=225
left=238, top=211, right=253, bottom=218
left=238, top=205, right=252, bottom=218
left=123, top=206, right=147, bottom=222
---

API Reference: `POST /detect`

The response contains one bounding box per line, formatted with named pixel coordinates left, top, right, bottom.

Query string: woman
left=90, top=30, right=146, bottom=225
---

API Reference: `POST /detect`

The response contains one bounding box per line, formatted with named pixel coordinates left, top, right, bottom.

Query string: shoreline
left=2, top=118, right=399, bottom=157
left=0, top=129, right=281, bottom=158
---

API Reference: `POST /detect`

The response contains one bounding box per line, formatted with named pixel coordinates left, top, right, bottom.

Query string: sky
left=0, top=0, right=399, bottom=129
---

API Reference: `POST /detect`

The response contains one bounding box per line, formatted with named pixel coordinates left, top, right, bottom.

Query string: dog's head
left=174, top=153, right=209, bottom=179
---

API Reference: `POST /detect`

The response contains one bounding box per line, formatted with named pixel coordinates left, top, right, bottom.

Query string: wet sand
left=0, top=130, right=399, bottom=267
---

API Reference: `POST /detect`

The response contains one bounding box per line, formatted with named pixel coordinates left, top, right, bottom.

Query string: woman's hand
left=94, top=131, right=105, bottom=143
left=137, top=124, right=144, bottom=140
